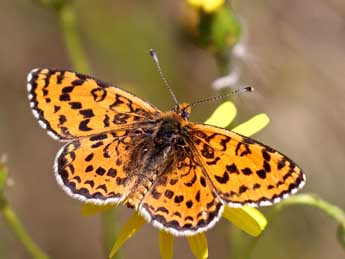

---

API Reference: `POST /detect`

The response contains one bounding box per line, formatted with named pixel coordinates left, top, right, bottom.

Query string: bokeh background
left=1, top=0, right=345, bottom=258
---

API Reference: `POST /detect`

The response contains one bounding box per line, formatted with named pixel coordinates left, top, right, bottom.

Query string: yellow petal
left=223, top=206, right=267, bottom=237
left=81, top=203, right=115, bottom=216
left=187, top=0, right=225, bottom=12
left=187, top=233, right=208, bottom=259
left=232, top=113, right=270, bottom=137
left=204, top=101, right=237, bottom=128
left=159, top=231, right=174, bottom=259
left=109, top=212, right=146, bottom=258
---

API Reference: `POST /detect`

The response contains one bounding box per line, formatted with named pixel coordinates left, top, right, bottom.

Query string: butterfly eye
left=181, top=109, right=190, bottom=120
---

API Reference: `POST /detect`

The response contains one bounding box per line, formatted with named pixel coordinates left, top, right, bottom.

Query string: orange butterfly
left=27, top=57, right=305, bottom=236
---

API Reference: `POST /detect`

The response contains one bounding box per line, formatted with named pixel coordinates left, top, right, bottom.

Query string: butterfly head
left=174, top=103, right=191, bottom=121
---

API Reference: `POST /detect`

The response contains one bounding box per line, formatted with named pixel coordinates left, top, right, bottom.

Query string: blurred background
left=0, top=0, right=345, bottom=258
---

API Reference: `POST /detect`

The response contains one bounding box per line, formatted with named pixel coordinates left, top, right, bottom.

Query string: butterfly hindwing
left=138, top=156, right=223, bottom=236
left=27, top=68, right=160, bottom=140
left=188, top=123, right=305, bottom=207
left=55, top=130, right=137, bottom=204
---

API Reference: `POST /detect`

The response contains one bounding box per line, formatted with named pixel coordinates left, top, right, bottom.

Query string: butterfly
left=27, top=64, right=305, bottom=236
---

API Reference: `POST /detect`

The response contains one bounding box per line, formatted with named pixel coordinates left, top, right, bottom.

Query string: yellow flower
left=82, top=101, right=270, bottom=259
left=187, top=0, right=225, bottom=13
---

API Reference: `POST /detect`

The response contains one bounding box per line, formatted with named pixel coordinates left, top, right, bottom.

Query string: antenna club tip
left=149, top=49, right=158, bottom=60
left=243, top=86, right=254, bottom=92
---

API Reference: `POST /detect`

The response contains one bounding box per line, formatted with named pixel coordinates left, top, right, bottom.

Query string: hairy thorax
left=125, top=112, right=190, bottom=208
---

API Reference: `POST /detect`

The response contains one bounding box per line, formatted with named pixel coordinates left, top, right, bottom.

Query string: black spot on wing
left=263, top=161, right=271, bottom=172
left=214, top=171, right=229, bottom=184
left=85, top=165, right=93, bottom=172
left=59, top=94, right=70, bottom=101
left=79, top=109, right=95, bottom=118
left=256, top=170, right=266, bottom=179
left=79, top=119, right=92, bottom=131
left=107, top=168, right=117, bottom=177
left=164, top=190, right=174, bottom=199
left=56, top=71, right=65, bottom=84
left=199, top=176, right=206, bottom=187
left=84, top=153, right=94, bottom=162
left=96, top=167, right=106, bottom=176
left=241, top=168, right=253, bottom=175
left=62, top=86, right=74, bottom=93
left=69, top=102, right=82, bottom=109
left=71, top=79, right=84, bottom=86
left=227, top=163, right=239, bottom=174
left=58, top=115, right=67, bottom=125
left=174, top=195, right=184, bottom=203
left=89, top=134, right=107, bottom=141
left=91, top=88, right=107, bottom=102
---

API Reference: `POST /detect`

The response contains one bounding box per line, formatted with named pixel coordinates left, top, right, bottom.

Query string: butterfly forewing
left=187, top=123, right=305, bottom=207
left=27, top=68, right=160, bottom=140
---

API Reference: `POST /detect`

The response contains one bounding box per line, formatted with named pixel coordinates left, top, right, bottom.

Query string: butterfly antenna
left=189, top=86, right=254, bottom=108
left=149, top=49, right=179, bottom=107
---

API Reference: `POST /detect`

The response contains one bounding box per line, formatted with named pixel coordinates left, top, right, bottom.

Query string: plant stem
left=53, top=2, right=121, bottom=258
left=103, top=208, right=122, bottom=259
left=214, top=50, right=231, bottom=76
left=1, top=202, right=49, bottom=259
left=1, top=161, right=49, bottom=259
left=57, top=2, right=91, bottom=73
left=273, top=193, right=345, bottom=227
left=270, top=193, right=345, bottom=251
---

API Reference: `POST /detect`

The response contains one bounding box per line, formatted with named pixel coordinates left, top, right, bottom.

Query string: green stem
left=1, top=202, right=49, bottom=259
left=273, top=193, right=345, bottom=249
left=103, top=208, right=122, bottom=259
left=274, top=193, right=345, bottom=226
left=55, top=4, right=121, bottom=257
left=1, top=163, right=49, bottom=259
left=269, top=193, right=345, bottom=251
left=231, top=193, right=345, bottom=258
left=40, top=1, right=120, bottom=257
left=230, top=228, right=258, bottom=259
left=57, top=3, right=91, bottom=73
left=214, top=50, right=232, bottom=76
